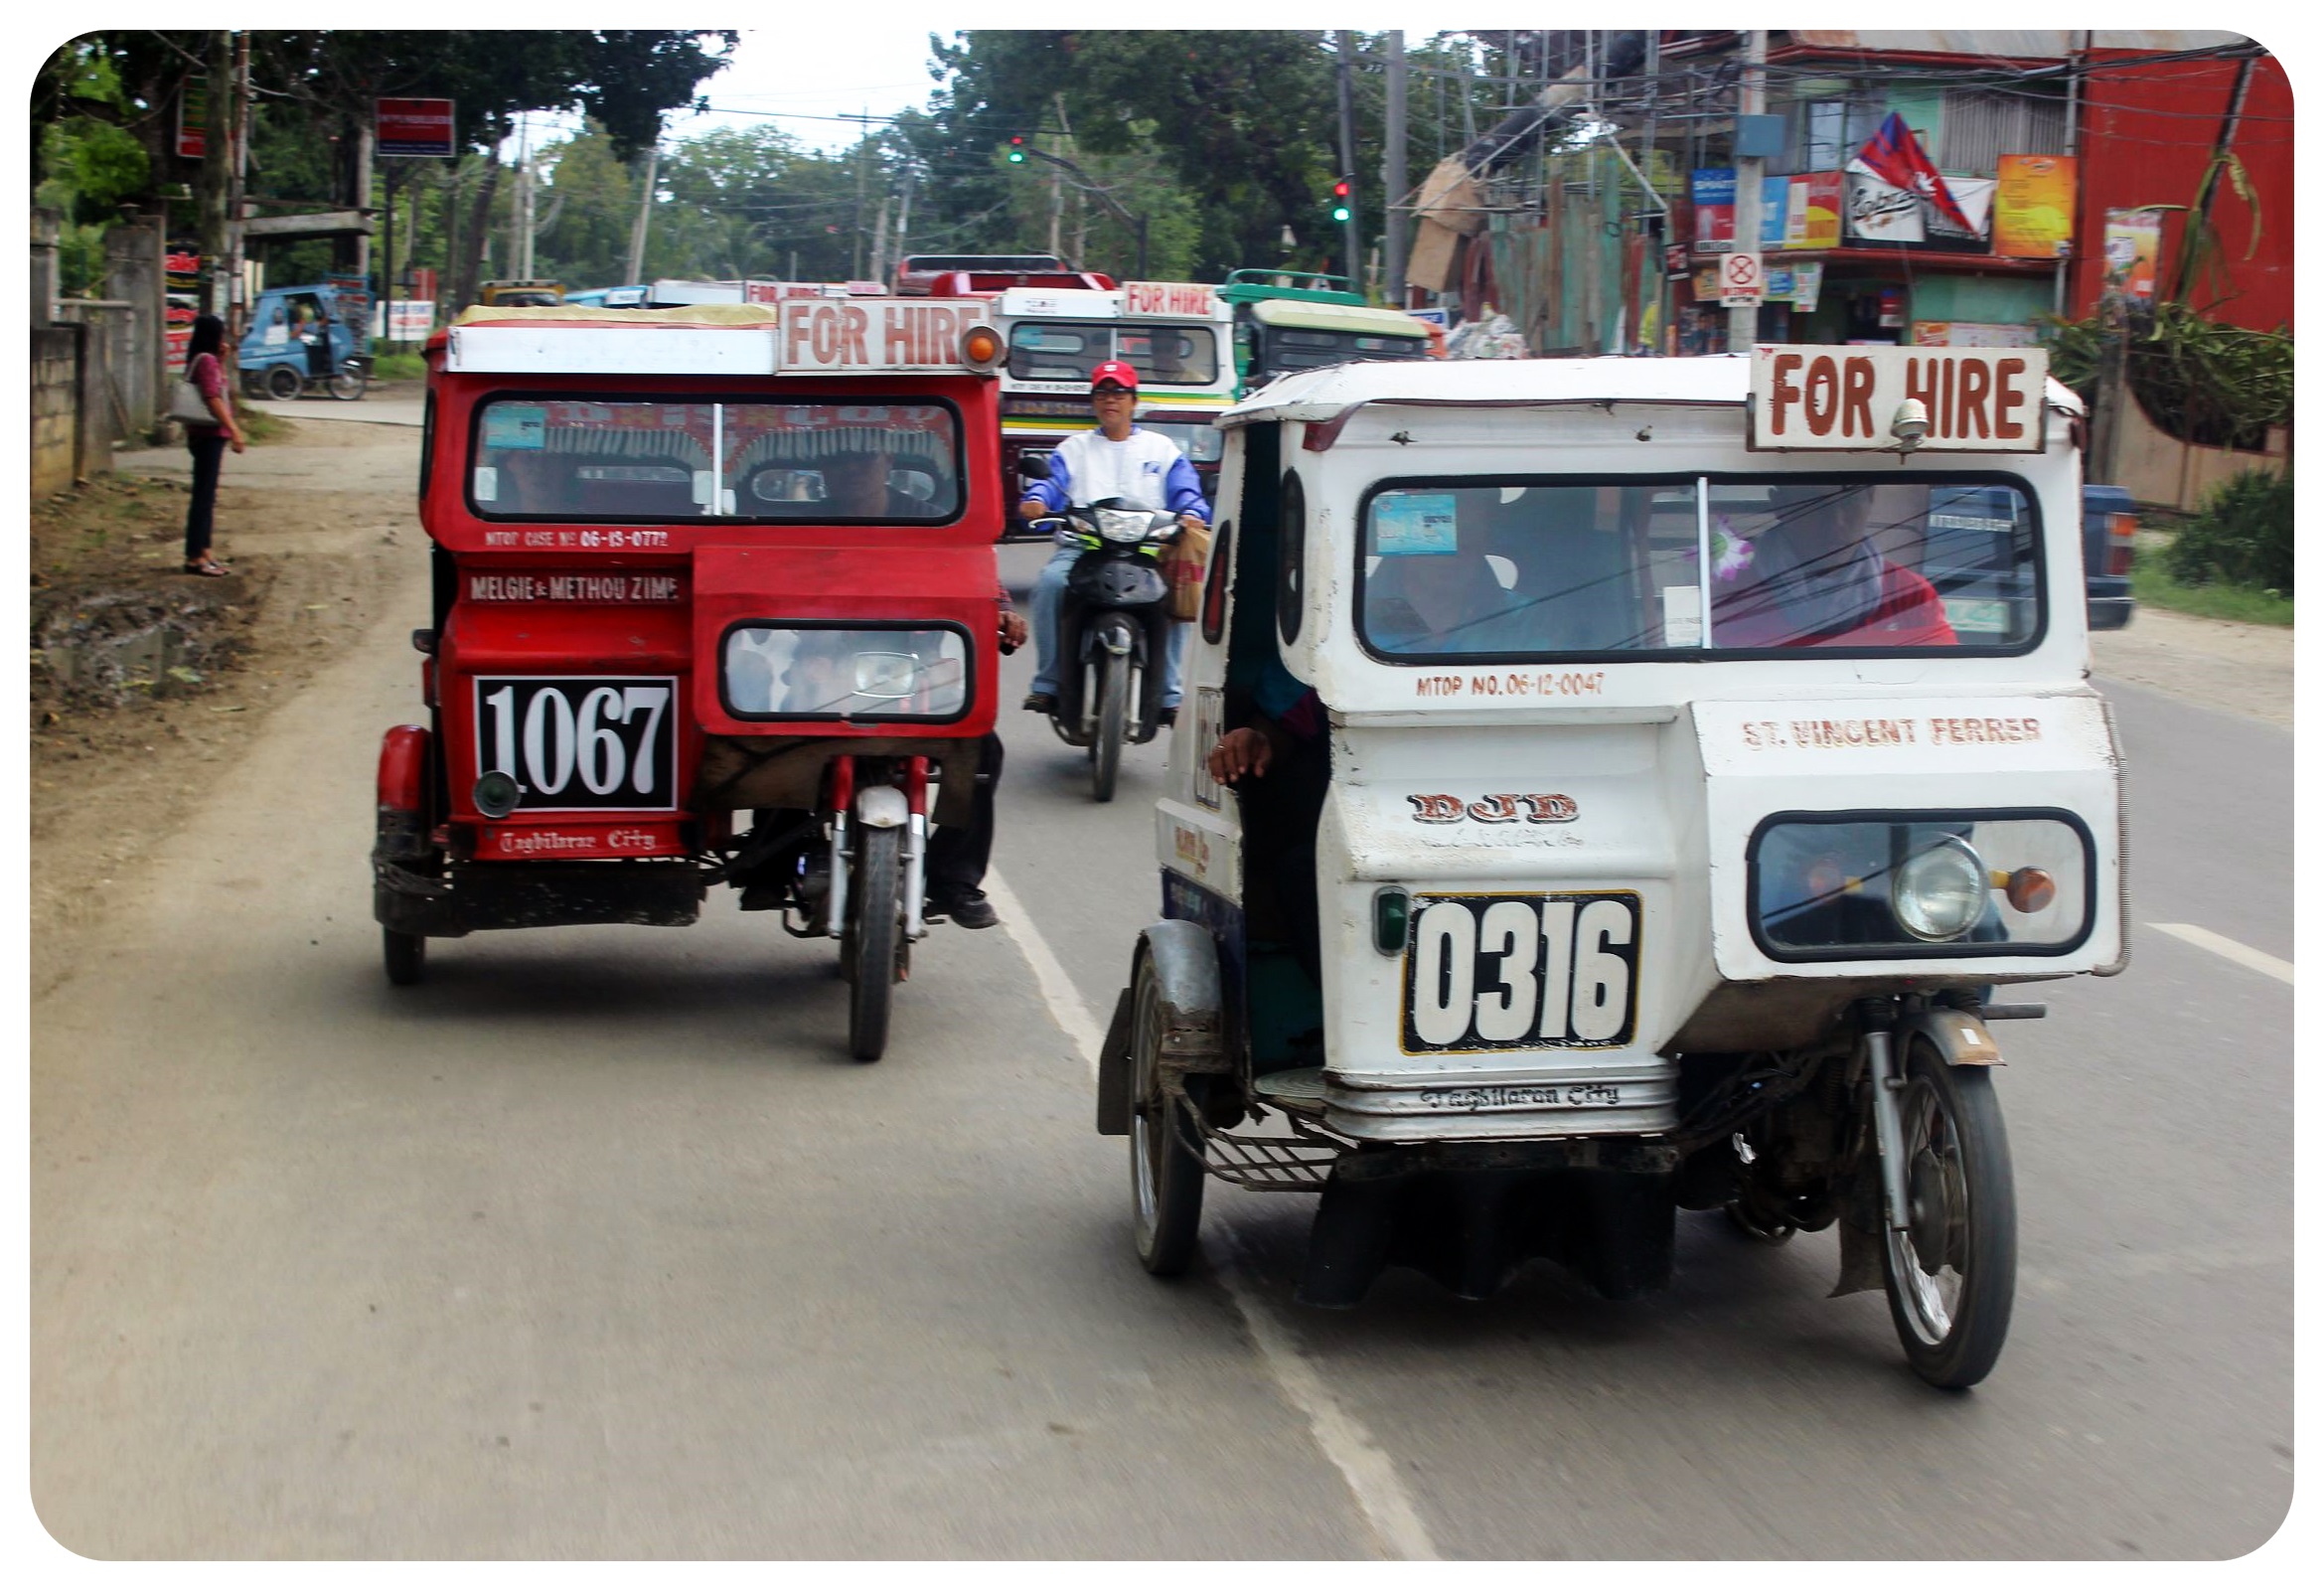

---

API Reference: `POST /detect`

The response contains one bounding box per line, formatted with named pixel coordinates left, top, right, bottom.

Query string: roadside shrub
left=2166, top=469, right=2294, bottom=594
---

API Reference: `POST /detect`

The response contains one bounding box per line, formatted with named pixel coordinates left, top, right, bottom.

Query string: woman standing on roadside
left=181, top=313, right=244, bottom=576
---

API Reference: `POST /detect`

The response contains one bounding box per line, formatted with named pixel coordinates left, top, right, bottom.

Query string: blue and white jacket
left=1024, top=426, right=1209, bottom=541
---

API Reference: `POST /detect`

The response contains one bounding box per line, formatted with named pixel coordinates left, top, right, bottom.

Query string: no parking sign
left=1720, top=250, right=1764, bottom=307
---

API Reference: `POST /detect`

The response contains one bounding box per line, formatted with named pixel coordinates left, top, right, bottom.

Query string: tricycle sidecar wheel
left=265, top=364, right=302, bottom=399
left=1090, top=651, right=1128, bottom=804
left=1880, top=1038, right=2017, bottom=1389
left=383, top=927, right=425, bottom=987
left=846, top=824, right=901, bottom=1062
left=1129, top=953, right=1206, bottom=1274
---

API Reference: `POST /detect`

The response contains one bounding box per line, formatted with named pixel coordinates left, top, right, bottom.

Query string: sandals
left=184, top=557, right=230, bottom=577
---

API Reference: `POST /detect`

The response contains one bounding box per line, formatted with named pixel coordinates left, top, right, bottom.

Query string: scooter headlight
left=1893, top=836, right=1988, bottom=941
left=1094, top=507, right=1150, bottom=544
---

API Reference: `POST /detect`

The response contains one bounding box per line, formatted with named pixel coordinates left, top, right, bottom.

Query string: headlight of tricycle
left=1893, top=836, right=1988, bottom=941
left=1748, top=812, right=2094, bottom=961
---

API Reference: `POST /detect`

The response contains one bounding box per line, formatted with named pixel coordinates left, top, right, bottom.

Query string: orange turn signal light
left=2003, top=867, right=2057, bottom=913
left=961, top=325, right=1004, bottom=371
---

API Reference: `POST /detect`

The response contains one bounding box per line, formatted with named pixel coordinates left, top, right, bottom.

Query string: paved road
left=29, top=508, right=2293, bottom=1556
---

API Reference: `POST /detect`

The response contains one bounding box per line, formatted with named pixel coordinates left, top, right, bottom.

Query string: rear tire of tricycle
left=383, top=927, right=425, bottom=987
left=265, top=365, right=302, bottom=399
left=846, top=824, right=901, bottom=1062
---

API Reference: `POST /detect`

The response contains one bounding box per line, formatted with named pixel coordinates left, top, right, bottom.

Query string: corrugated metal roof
left=1787, top=30, right=2250, bottom=58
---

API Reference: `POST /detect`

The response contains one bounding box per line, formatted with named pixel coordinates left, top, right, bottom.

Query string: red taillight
left=2107, top=512, right=2136, bottom=576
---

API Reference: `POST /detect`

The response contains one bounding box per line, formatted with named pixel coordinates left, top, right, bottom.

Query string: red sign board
left=377, top=98, right=456, bottom=158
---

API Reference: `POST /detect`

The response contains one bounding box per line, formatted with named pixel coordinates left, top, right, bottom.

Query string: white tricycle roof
left=1225, top=351, right=2084, bottom=434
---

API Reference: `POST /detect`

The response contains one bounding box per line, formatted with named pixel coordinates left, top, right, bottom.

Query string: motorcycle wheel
left=328, top=366, right=368, bottom=401
left=846, top=823, right=901, bottom=1062
left=1090, top=648, right=1129, bottom=803
left=1129, top=950, right=1207, bottom=1275
left=265, top=365, right=302, bottom=399
left=1879, top=1037, right=2017, bottom=1388
left=382, top=927, right=425, bottom=987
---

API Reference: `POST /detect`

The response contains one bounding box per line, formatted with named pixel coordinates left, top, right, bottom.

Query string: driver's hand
left=1207, top=726, right=1272, bottom=784
left=998, top=610, right=1028, bottom=651
left=1178, top=512, right=1206, bottom=535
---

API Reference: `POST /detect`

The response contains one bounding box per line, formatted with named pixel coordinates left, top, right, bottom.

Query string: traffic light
left=1007, top=135, right=1027, bottom=164
left=1330, top=175, right=1351, bottom=224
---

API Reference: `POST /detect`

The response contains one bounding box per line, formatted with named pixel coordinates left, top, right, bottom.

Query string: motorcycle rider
left=1017, top=361, right=1210, bottom=727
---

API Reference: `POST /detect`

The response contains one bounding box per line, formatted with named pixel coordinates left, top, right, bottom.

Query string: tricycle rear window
left=1007, top=322, right=1219, bottom=386
left=1354, top=475, right=2042, bottom=661
left=468, top=398, right=961, bottom=524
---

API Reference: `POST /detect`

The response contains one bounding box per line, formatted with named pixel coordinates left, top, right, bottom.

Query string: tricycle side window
left=465, top=396, right=964, bottom=525
left=1352, top=474, right=2044, bottom=661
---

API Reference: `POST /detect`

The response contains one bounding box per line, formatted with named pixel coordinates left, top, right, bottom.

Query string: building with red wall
left=2071, top=46, right=2292, bottom=330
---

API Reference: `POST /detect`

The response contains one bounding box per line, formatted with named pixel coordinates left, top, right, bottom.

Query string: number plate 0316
left=474, top=676, right=679, bottom=812
left=1402, top=891, right=1641, bottom=1052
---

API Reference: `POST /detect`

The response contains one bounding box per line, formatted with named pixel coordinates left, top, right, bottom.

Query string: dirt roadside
left=29, top=412, right=427, bottom=996
left=27, top=426, right=2291, bottom=991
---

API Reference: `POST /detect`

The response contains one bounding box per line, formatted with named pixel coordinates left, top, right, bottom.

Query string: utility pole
left=513, top=114, right=535, bottom=279
left=625, top=143, right=659, bottom=284
left=198, top=32, right=232, bottom=322
left=852, top=107, right=870, bottom=278
left=869, top=192, right=891, bottom=285
left=1725, top=28, right=1767, bottom=350
left=893, top=163, right=914, bottom=279
left=228, top=30, right=250, bottom=343
left=1384, top=30, right=1409, bottom=306
left=1643, top=30, right=1667, bottom=352
left=352, top=118, right=376, bottom=279
left=1335, top=30, right=1362, bottom=288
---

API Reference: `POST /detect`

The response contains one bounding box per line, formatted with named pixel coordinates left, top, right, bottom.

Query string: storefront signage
left=377, top=98, right=458, bottom=158
left=1992, top=155, right=2077, bottom=259
left=1911, top=321, right=2040, bottom=349
left=1690, top=168, right=1735, bottom=251
left=1793, top=172, right=1843, bottom=249
left=1790, top=261, right=1824, bottom=313
left=2102, top=210, right=2163, bottom=305
left=1846, top=172, right=1996, bottom=252
left=1750, top=346, right=2050, bottom=452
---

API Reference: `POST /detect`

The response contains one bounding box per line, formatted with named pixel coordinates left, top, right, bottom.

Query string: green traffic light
left=1331, top=205, right=1351, bottom=223
left=1007, top=150, right=1025, bottom=163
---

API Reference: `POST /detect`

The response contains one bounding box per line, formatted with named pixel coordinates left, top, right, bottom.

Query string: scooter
left=1030, top=494, right=1183, bottom=803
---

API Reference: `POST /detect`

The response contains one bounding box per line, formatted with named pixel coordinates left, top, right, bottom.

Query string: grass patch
left=370, top=349, right=428, bottom=381
left=233, top=400, right=295, bottom=444
left=2130, top=564, right=2293, bottom=626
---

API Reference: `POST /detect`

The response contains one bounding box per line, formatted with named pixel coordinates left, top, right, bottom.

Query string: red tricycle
left=374, top=299, right=1011, bottom=1059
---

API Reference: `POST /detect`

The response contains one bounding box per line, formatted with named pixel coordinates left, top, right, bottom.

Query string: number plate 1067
left=475, top=675, right=679, bottom=812
left=1402, top=891, right=1641, bottom=1052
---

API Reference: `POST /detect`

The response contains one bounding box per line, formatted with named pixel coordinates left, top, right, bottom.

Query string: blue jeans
left=1030, top=544, right=1188, bottom=709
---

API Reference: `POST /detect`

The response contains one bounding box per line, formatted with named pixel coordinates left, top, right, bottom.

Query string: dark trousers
left=926, top=732, right=1004, bottom=897
left=184, top=429, right=228, bottom=560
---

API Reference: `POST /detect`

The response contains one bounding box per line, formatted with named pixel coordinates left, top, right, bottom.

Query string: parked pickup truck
left=2084, top=484, right=2138, bottom=631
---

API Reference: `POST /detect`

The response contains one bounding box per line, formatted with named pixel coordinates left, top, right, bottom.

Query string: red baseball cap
left=1089, top=360, right=1139, bottom=393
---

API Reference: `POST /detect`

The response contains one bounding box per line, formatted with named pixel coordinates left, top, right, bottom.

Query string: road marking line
left=990, top=870, right=1440, bottom=1561
left=1214, top=1237, right=1444, bottom=1562
left=983, top=868, right=1107, bottom=1075
left=2147, top=922, right=2293, bottom=985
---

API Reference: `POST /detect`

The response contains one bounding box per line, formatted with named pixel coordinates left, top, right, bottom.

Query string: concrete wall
left=2110, top=394, right=2288, bottom=514
left=103, top=221, right=165, bottom=437
left=32, top=326, right=81, bottom=499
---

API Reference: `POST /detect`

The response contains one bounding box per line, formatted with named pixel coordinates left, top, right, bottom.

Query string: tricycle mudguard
left=1096, top=919, right=1224, bottom=1136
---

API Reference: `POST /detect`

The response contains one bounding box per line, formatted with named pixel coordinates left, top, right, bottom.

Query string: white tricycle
left=1096, top=345, right=2124, bottom=1388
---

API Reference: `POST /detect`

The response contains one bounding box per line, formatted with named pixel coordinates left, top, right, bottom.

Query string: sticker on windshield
left=483, top=404, right=547, bottom=450
left=1374, top=493, right=1459, bottom=556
